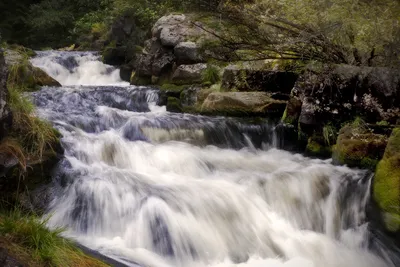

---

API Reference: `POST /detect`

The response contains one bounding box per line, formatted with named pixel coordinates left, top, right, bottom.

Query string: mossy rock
left=130, top=72, right=151, bottom=86
left=332, top=124, right=387, bottom=170
left=201, top=92, right=286, bottom=117
left=281, top=97, right=302, bottom=126
left=8, top=63, right=60, bottom=91
left=374, top=127, right=400, bottom=232
left=166, top=97, right=182, bottom=113
left=305, top=135, right=332, bottom=158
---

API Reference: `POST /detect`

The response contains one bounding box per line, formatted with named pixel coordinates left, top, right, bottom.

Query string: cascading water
left=29, top=51, right=399, bottom=267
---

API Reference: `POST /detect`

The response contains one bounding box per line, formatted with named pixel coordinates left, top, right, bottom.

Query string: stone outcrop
left=291, top=64, right=400, bottom=130
left=221, top=64, right=298, bottom=93
left=374, top=127, right=400, bottom=232
left=131, top=14, right=215, bottom=86
left=201, top=92, right=286, bottom=117
left=172, top=63, right=207, bottom=84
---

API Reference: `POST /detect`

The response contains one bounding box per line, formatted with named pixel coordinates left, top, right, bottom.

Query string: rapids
left=29, top=51, right=399, bottom=267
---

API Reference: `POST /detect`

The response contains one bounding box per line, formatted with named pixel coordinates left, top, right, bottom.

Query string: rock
left=174, top=42, right=203, bottom=64
left=152, top=49, right=175, bottom=77
left=132, top=13, right=217, bottom=85
left=221, top=64, right=298, bottom=93
left=172, top=63, right=207, bottom=84
left=32, top=67, right=61, bottom=87
left=0, top=50, right=12, bottom=140
left=103, top=46, right=126, bottom=66
left=293, top=64, right=400, bottom=126
left=152, top=14, right=187, bottom=38
left=281, top=97, right=302, bottom=125
left=305, top=135, right=332, bottom=158
left=166, top=97, right=183, bottom=113
left=374, top=127, right=400, bottom=232
left=120, top=64, right=133, bottom=82
left=180, top=85, right=201, bottom=107
left=5, top=49, right=61, bottom=89
left=201, top=92, right=287, bottom=117
left=332, top=123, right=388, bottom=169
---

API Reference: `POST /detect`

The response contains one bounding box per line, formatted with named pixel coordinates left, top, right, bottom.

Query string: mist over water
left=30, top=51, right=399, bottom=267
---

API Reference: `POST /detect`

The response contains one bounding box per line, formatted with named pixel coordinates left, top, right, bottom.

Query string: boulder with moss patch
left=332, top=123, right=388, bottom=169
left=373, top=127, right=400, bottom=232
left=201, top=92, right=286, bottom=117
left=5, top=49, right=61, bottom=90
left=221, top=64, right=298, bottom=93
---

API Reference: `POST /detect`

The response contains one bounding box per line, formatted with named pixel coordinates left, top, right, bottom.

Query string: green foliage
left=202, top=65, right=220, bottom=84
left=7, top=84, right=59, bottom=162
left=322, top=124, right=337, bottom=146
left=211, top=0, right=400, bottom=66
left=0, top=210, right=108, bottom=266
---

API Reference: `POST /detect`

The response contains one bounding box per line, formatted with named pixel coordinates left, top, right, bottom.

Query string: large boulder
left=293, top=64, right=400, bottom=128
left=221, top=64, right=298, bottom=93
left=332, top=123, right=388, bottom=169
left=0, top=50, right=11, bottom=140
left=172, top=63, right=207, bottom=84
left=132, top=14, right=216, bottom=85
left=201, top=92, right=286, bottom=117
left=374, top=127, right=400, bottom=232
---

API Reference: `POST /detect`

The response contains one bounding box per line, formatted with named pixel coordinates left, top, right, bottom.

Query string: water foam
left=30, top=51, right=129, bottom=86
left=29, top=51, right=399, bottom=267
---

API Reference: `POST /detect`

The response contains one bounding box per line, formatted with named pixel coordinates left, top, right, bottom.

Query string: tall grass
left=202, top=65, right=220, bottom=84
left=6, top=70, right=59, bottom=162
left=0, top=209, right=108, bottom=266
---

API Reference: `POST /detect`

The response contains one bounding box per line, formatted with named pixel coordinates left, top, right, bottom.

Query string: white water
left=30, top=51, right=129, bottom=86
left=30, top=51, right=398, bottom=267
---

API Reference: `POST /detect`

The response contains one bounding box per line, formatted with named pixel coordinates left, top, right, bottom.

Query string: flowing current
left=30, top=51, right=399, bottom=267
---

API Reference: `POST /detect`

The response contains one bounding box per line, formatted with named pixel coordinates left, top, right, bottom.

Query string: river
left=29, top=51, right=399, bottom=267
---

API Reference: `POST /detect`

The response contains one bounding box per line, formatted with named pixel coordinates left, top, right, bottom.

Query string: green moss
left=130, top=72, right=151, bottom=85
left=166, top=97, right=183, bottom=113
left=373, top=127, right=400, bottom=232
left=374, top=156, right=400, bottom=231
left=159, top=83, right=188, bottom=92
left=333, top=124, right=387, bottom=169
left=305, top=136, right=332, bottom=158
left=281, top=97, right=302, bottom=126
left=384, top=128, right=400, bottom=158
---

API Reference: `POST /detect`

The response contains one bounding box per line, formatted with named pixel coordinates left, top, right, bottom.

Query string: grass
left=322, top=124, right=337, bottom=146
left=7, top=86, right=59, bottom=161
left=0, top=209, right=108, bottom=266
left=202, top=65, right=220, bottom=84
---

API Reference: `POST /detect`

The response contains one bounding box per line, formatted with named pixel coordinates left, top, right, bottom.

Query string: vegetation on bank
left=0, top=209, right=108, bottom=266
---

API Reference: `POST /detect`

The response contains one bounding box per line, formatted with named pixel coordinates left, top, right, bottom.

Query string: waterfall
left=29, top=51, right=399, bottom=267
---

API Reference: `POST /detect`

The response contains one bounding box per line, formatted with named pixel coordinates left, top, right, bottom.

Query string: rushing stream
left=30, top=51, right=399, bottom=267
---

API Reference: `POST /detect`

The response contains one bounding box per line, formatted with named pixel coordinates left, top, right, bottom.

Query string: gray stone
left=172, top=63, right=207, bottom=84
left=201, top=92, right=287, bottom=117
left=174, top=41, right=203, bottom=64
